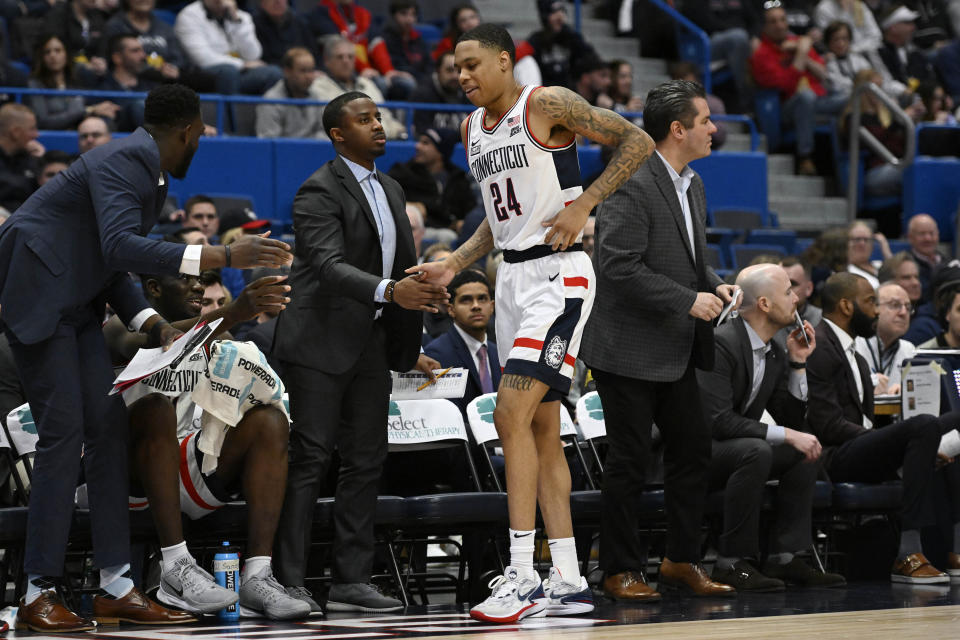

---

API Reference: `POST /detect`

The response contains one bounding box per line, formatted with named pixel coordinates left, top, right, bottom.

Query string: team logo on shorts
left=544, top=336, right=568, bottom=369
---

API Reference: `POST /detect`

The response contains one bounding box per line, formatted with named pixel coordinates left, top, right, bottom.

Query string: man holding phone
left=697, top=264, right=845, bottom=590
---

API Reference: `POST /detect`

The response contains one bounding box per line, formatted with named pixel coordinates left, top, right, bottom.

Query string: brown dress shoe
left=891, top=553, right=949, bottom=584
left=93, top=587, right=198, bottom=626
left=658, top=558, right=736, bottom=597
left=16, top=592, right=95, bottom=633
left=603, top=571, right=661, bottom=602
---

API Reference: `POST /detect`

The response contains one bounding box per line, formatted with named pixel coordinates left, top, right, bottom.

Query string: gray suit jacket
left=581, top=151, right=722, bottom=381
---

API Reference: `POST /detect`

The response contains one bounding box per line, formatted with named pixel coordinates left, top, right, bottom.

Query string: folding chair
left=575, top=391, right=606, bottom=488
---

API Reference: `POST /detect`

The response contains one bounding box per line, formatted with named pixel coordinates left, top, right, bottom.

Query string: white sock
left=25, top=574, right=56, bottom=605
left=242, top=556, right=271, bottom=584
left=548, top=537, right=580, bottom=584
left=508, top=528, right=536, bottom=579
left=100, top=563, right=134, bottom=599
left=161, top=541, right=195, bottom=572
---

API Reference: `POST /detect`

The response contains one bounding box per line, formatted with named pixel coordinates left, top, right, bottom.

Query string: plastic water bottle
left=213, top=541, right=240, bottom=621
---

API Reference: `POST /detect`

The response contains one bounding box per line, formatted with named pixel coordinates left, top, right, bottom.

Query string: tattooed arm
left=531, top=85, right=654, bottom=250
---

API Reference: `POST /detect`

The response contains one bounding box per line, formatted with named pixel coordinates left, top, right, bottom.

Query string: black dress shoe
left=712, top=559, right=784, bottom=592
left=763, top=557, right=846, bottom=587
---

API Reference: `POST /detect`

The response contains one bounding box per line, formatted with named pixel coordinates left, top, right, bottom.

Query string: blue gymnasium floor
left=8, top=582, right=960, bottom=639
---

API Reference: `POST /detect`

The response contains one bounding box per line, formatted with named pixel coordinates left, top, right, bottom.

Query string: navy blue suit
left=424, top=326, right=501, bottom=415
left=0, top=127, right=185, bottom=576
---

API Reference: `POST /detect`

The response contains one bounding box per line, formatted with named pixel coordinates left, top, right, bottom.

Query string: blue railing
left=646, top=0, right=713, bottom=93
left=4, top=86, right=760, bottom=150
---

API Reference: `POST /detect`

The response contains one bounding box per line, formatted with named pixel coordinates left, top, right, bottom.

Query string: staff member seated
left=856, top=282, right=916, bottom=394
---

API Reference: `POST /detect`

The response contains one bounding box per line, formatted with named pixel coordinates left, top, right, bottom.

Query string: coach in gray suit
left=581, top=80, right=737, bottom=600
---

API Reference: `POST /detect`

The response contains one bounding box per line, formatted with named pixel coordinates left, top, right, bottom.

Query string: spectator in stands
left=44, top=0, right=108, bottom=83
left=406, top=202, right=425, bottom=259
left=847, top=220, right=887, bottom=288
left=99, top=34, right=157, bottom=131
left=77, top=114, right=112, bottom=152
left=669, top=61, right=729, bottom=148
left=387, top=127, right=475, bottom=242
left=183, top=194, right=219, bottom=241
left=752, top=3, right=844, bottom=176
left=775, top=255, right=823, bottom=349
left=309, top=0, right=414, bottom=99
left=877, top=5, right=937, bottom=94
left=903, top=261, right=960, bottom=344
left=824, top=20, right=902, bottom=99
left=375, top=1, right=431, bottom=85
left=175, top=0, right=282, bottom=96
left=807, top=271, right=960, bottom=584
left=917, top=79, right=957, bottom=124
left=103, top=0, right=195, bottom=87
left=933, top=37, right=960, bottom=103
left=0, top=103, right=43, bottom=211
left=573, top=54, right=611, bottom=107
left=424, top=270, right=500, bottom=415
left=37, top=149, right=72, bottom=187
left=856, top=281, right=917, bottom=392
left=432, top=3, right=479, bottom=61
left=256, top=47, right=324, bottom=139
left=683, top=0, right=761, bottom=113
left=199, top=270, right=229, bottom=313
left=900, top=0, right=955, bottom=49
left=528, top=0, right=598, bottom=90
left=410, top=50, right=472, bottom=133
left=699, top=264, right=845, bottom=591
left=814, top=0, right=884, bottom=55
left=313, top=36, right=406, bottom=139
left=603, top=59, right=644, bottom=114
left=907, top=213, right=948, bottom=302
left=879, top=251, right=922, bottom=305
left=172, top=225, right=209, bottom=247
left=255, top=0, right=318, bottom=67
left=102, top=269, right=308, bottom=620
left=27, top=35, right=120, bottom=130
left=919, top=277, right=960, bottom=346
left=840, top=70, right=920, bottom=205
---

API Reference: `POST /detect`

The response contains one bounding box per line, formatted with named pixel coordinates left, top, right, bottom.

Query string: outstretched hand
left=406, top=260, right=456, bottom=287
left=229, top=232, right=293, bottom=269
left=231, top=275, right=291, bottom=322
left=393, top=274, right=449, bottom=312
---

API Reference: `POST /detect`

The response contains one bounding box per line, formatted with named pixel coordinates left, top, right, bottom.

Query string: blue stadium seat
left=831, top=481, right=903, bottom=512
left=705, top=243, right=726, bottom=270
left=747, top=228, right=797, bottom=254
left=795, top=237, right=814, bottom=255
left=693, top=153, right=769, bottom=219
left=903, top=157, right=960, bottom=243
left=730, top=243, right=786, bottom=270
left=712, top=208, right=765, bottom=230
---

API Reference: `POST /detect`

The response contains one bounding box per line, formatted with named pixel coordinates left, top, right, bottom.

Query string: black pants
left=594, top=364, right=711, bottom=574
left=828, top=412, right=960, bottom=530
left=274, top=324, right=391, bottom=585
left=710, top=439, right=816, bottom=558
left=7, top=309, right=130, bottom=576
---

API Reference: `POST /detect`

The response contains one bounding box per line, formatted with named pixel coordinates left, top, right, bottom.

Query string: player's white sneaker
left=469, top=566, right=546, bottom=623
left=542, top=567, right=595, bottom=616
left=157, top=559, right=239, bottom=614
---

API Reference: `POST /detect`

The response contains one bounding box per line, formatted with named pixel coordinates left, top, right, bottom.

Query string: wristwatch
left=788, top=360, right=807, bottom=370
left=384, top=280, right=397, bottom=303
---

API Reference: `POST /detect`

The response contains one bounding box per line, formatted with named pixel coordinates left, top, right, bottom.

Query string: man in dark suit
left=807, top=272, right=960, bottom=584
left=273, top=91, right=447, bottom=614
left=581, top=79, right=737, bottom=600
left=424, top=270, right=501, bottom=415
left=0, top=84, right=292, bottom=633
left=698, top=264, right=845, bottom=591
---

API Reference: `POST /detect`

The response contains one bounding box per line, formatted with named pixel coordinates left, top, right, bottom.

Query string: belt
left=503, top=243, right=583, bottom=264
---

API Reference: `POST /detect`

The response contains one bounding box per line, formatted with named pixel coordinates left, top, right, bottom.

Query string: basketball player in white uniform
left=409, top=24, right=655, bottom=623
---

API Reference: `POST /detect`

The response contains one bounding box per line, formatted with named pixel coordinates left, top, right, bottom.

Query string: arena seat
left=747, top=229, right=797, bottom=254
left=831, top=481, right=903, bottom=513
left=903, top=157, right=960, bottom=243
left=730, top=243, right=786, bottom=269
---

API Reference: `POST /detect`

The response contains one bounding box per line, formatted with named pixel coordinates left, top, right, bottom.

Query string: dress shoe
left=763, top=557, right=846, bottom=587
left=602, top=571, right=661, bottom=602
left=946, top=552, right=960, bottom=584
left=93, top=587, right=198, bottom=625
left=712, top=559, right=784, bottom=592
left=658, top=558, right=736, bottom=597
left=891, top=553, right=949, bottom=584
left=16, top=592, right=95, bottom=633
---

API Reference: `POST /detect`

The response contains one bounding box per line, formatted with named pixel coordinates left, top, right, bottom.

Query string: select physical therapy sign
left=387, top=399, right=468, bottom=447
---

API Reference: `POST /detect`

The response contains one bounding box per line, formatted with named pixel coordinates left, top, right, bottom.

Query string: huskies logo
left=544, top=335, right=568, bottom=369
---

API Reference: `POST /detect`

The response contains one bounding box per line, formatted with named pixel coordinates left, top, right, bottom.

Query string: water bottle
left=213, top=541, right=240, bottom=621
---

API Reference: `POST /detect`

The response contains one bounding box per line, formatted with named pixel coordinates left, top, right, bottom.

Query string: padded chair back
left=575, top=391, right=606, bottom=441
left=5, top=403, right=37, bottom=457
left=387, top=399, right=468, bottom=451
left=465, top=393, right=576, bottom=445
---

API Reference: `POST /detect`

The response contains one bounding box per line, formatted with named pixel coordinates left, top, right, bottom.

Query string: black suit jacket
left=274, top=155, right=422, bottom=374
left=581, top=151, right=723, bottom=381
left=423, top=326, right=501, bottom=415
left=806, top=320, right=873, bottom=463
left=697, top=316, right=806, bottom=441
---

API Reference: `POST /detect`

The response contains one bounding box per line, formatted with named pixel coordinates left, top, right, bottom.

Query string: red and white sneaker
left=469, top=566, right=546, bottom=624
left=542, top=567, right=594, bottom=616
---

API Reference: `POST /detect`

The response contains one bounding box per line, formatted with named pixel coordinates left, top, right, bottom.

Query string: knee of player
left=246, top=405, right=290, bottom=448
left=492, top=404, right=524, bottom=436
left=129, top=393, right=177, bottom=439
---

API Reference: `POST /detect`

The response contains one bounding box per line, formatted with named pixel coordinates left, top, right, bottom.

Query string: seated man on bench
left=103, top=267, right=310, bottom=619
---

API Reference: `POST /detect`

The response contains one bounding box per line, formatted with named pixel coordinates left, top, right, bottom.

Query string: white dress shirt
left=824, top=318, right=873, bottom=429
left=454, top=324, right=490, bottom=380
left=743, top=321, right=808, bottom=445
left=855, top=335, right=917, bottom=390
left=656, top=150, right=696, bottom=261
